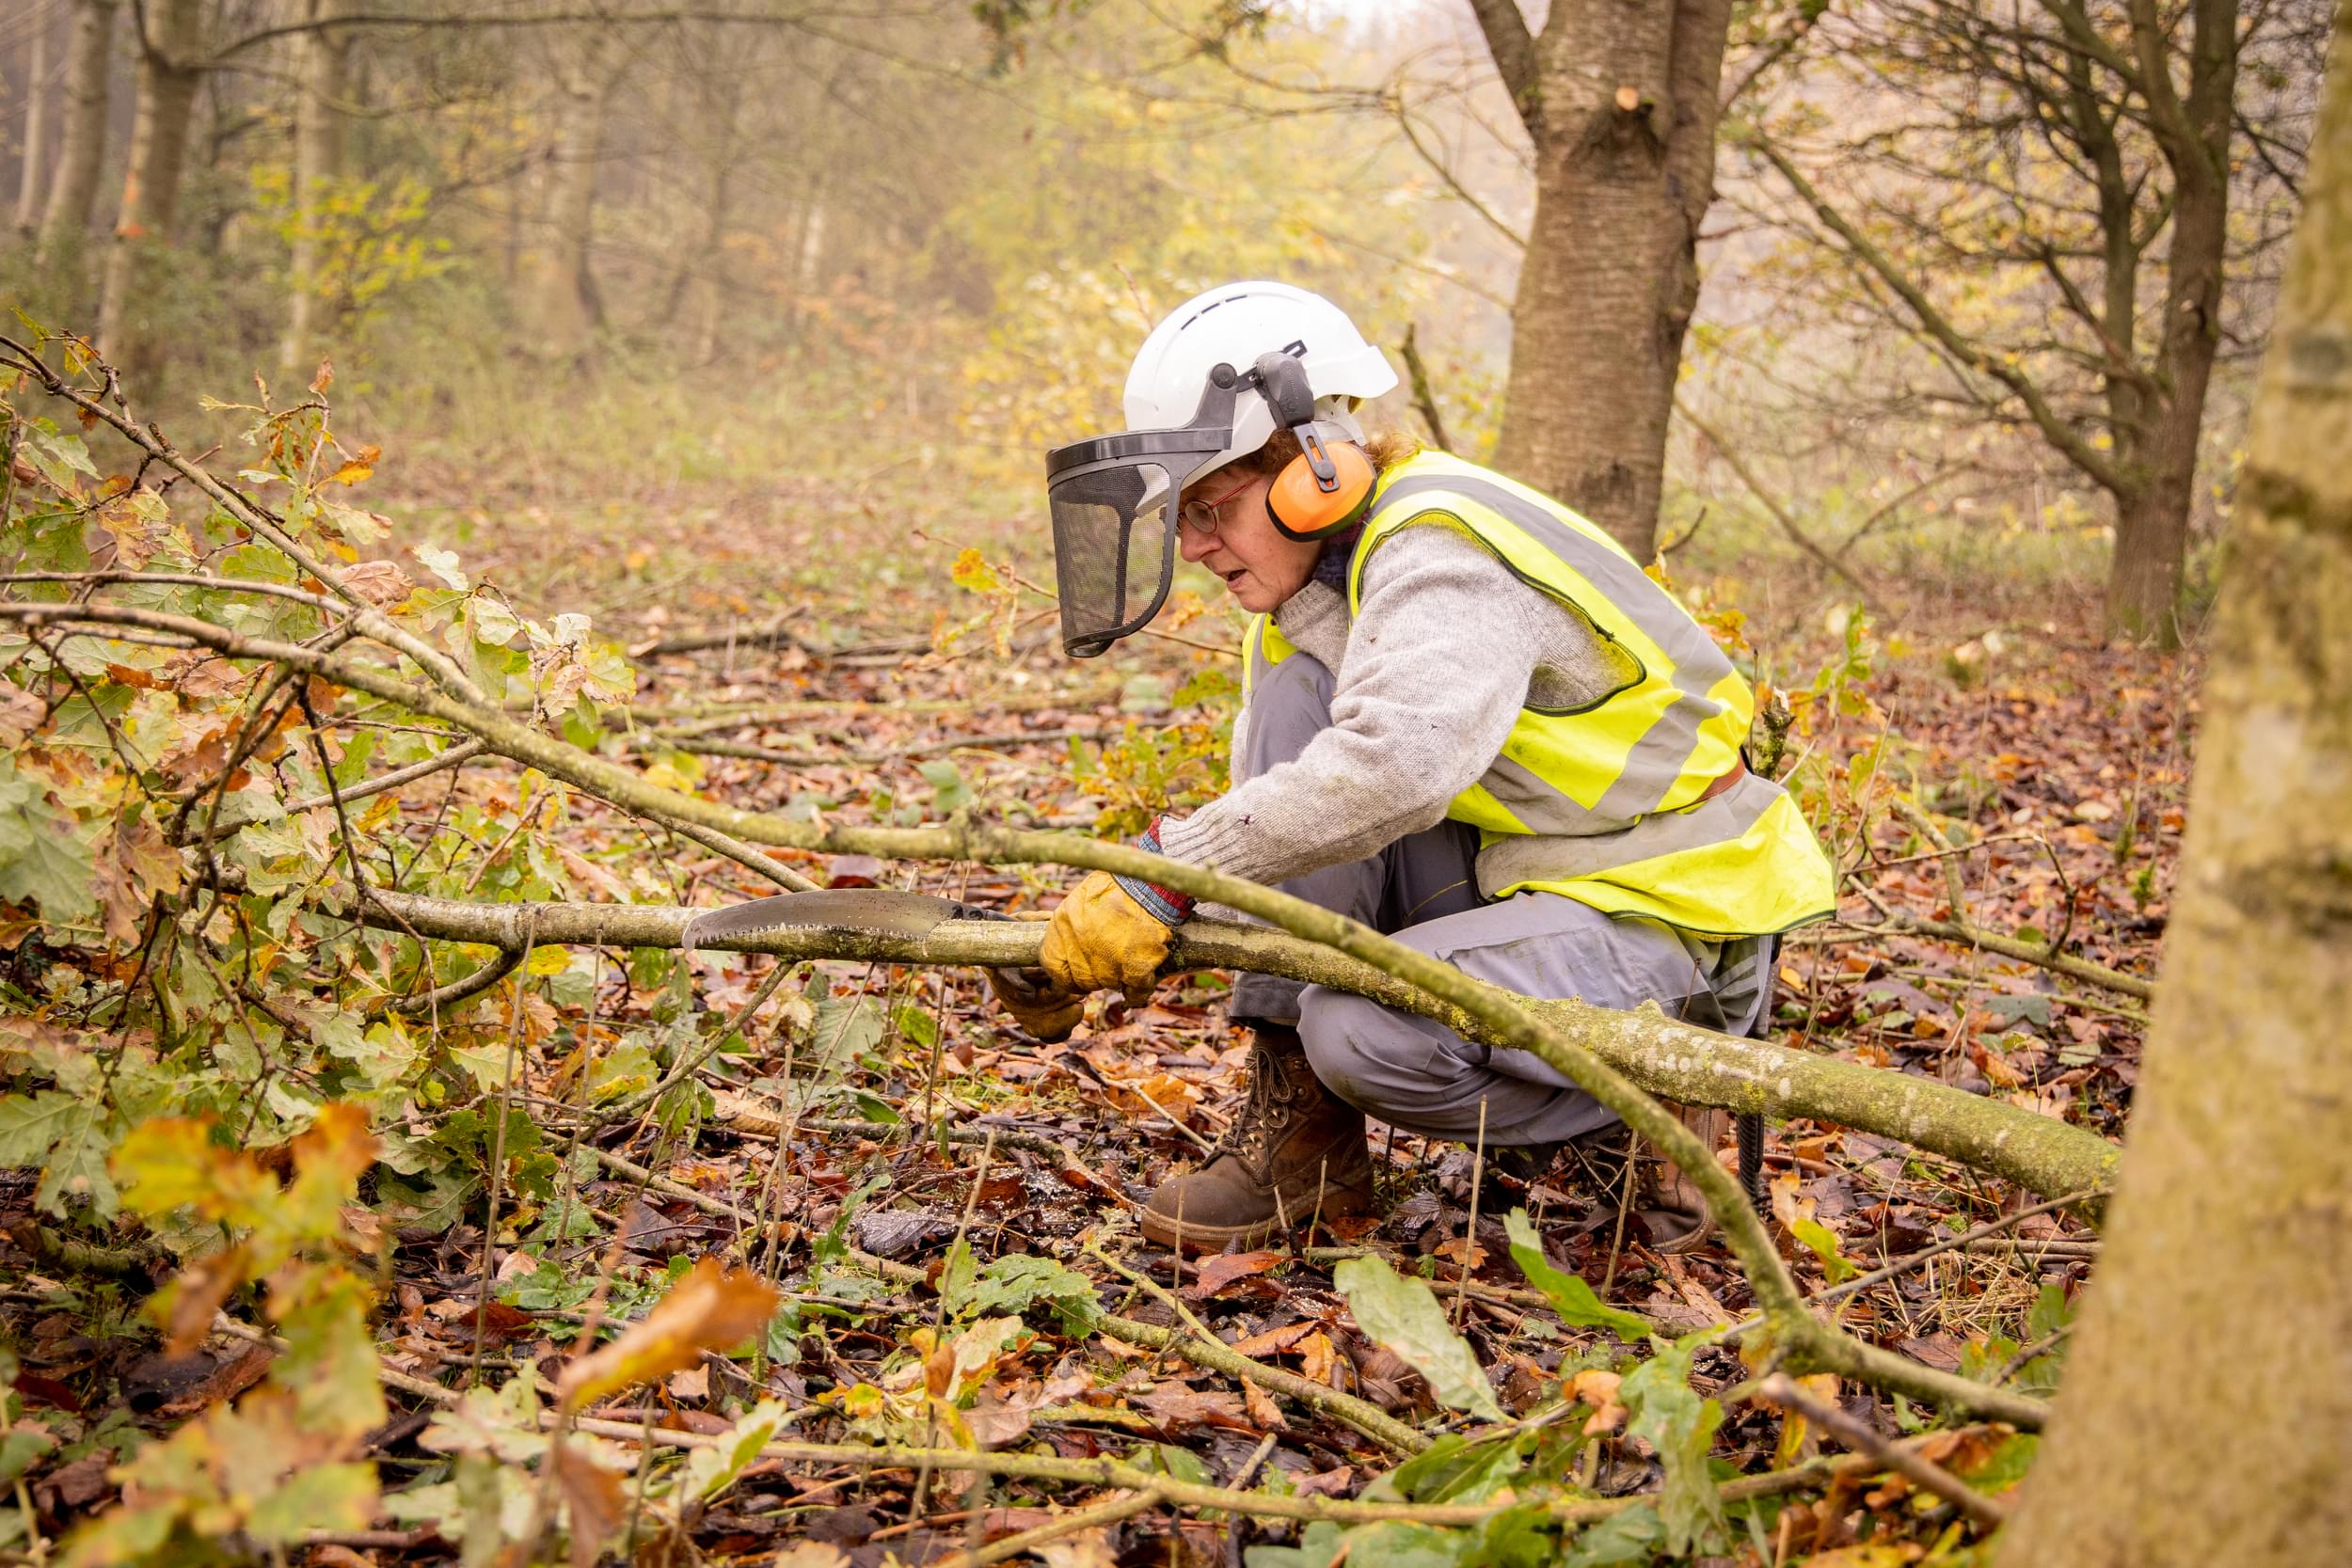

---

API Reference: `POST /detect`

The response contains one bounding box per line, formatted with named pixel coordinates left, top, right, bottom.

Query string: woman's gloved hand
left=1039, top=871, right=1176, bottom=1005
left=1039, top=823, right=1196, bottom=1006
left=986, top=965, right=1083, bottom=1042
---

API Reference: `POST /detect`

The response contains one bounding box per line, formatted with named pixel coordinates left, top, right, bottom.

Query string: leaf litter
left=0, top=404, right=2183, bottom=1565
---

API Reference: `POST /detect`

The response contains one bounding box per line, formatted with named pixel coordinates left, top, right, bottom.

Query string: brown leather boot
left=1568, top=1101, right=1730, bottom=1255
left=1139, top=1026, right=1376, bottom=1253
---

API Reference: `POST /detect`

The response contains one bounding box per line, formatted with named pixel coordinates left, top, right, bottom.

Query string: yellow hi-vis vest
left=1241, top=449, right=1836, bottom=939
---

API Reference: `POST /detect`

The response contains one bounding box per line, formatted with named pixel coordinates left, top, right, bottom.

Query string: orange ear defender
left=1265, top=436, right=1375, bottom=541
left=1249, top=348, right=1376, bottom=541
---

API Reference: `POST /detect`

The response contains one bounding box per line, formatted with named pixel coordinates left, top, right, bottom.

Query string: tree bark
left=37, top=0, right=118, bottom=258
left=1994, top=8, right=2352, bottom=1560
left=278, top=0, right=351, bottom=376
left=1477, top=0, right=1732, bottom=560
left=13, top=14, right=51, bottom=236
left=93, top=0, right=205, bottom=390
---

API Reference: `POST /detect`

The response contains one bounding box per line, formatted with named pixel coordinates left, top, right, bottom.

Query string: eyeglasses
left=1178, top=475, right=1256, bottom=539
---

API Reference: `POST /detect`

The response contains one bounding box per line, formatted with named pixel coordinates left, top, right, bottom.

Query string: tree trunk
left=37, top=0, right=118, bottom=259
left=1994, top=11, right=2352, bottom=1561
left=524, top=31, right=627, bottom=362
left=689, top=62, right=742, bottom=366
left=93, top=0, right=205, bottom=391
left=278, top=0, right=351, bottom=377
left=14, top=16, right=51, bottom=236
left=2103, top=454, right=2194, bottom=649
left=1479, top=0, right=1732, bottom=561
left=2100, top=0, right=2236, bottom=648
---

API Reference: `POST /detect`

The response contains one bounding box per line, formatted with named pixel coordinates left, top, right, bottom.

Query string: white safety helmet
left=1043, top=282, right=1398, bottom=657
left=1121, top=281, right=1399, bottom=484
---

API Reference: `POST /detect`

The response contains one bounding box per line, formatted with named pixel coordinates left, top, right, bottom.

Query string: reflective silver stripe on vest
left=1478, top=752, right=1640, bottom=836
left=1365, top=471, right=1738, bottom=829
left=1474, top=773, right=1784, bottom=890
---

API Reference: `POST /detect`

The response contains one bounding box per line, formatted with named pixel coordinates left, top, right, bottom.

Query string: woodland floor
left=1, top=467, right=2195, bottom=1567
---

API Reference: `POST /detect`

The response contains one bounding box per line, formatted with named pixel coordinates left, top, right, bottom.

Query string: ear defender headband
left=1213, top=349, right=1378, bottom=543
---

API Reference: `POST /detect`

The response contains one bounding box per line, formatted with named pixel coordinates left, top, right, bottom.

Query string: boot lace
left=1216, top=1037, right=1306, bottom=1171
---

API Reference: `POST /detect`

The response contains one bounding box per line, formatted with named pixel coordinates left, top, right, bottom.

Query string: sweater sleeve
left=1152, top=525, right=1541, bottom=887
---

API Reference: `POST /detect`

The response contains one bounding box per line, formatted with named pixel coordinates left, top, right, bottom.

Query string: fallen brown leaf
left=1180, top=1249, right=1282, bottom=1300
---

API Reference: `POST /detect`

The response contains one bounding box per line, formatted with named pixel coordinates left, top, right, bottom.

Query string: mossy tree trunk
left=37, top=0, right=118, bottom=259
left=1995, top=12, right=2352, bottom=1562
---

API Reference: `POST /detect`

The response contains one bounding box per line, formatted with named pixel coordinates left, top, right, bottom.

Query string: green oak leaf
left=1504, top=1208, right=1650, bottom=1342
left=1333, top=1255, right=1505, bottom=1422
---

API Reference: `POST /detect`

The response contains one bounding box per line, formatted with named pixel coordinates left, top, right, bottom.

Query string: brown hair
left=1233, top=422, right=1422, bottom=477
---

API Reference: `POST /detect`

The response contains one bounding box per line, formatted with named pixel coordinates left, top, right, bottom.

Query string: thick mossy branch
left=347, top=887, right=2118, bottom=1212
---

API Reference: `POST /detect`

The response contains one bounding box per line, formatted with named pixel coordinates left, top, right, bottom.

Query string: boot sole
left=1139, top=1186, right=1375, bottom=1255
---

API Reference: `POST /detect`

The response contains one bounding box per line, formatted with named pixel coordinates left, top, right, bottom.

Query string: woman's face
left=1177, top=467, right=1321, bottom=613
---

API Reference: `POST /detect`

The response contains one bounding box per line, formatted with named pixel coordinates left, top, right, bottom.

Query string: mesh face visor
left=1045, top=403, right=1239, bottom=657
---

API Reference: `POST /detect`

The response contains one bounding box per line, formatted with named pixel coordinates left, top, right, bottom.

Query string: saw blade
left=679, top=889, right=1009, bottom=954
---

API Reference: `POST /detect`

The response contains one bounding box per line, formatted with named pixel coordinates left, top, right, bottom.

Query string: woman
left=1002, top=281, right=1836, bottom=1254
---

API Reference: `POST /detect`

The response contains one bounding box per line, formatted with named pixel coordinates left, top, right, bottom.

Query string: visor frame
left=1046, top=445, right=1227, bottom=658
left=1044, top=369, right=1252, bottom=658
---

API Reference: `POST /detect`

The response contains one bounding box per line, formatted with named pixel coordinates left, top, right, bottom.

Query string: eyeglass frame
left=1178, top=472, right=1260, bottom=539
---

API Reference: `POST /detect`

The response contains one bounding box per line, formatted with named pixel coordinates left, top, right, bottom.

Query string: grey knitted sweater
left=1152, top=523, right=1634, bottom=891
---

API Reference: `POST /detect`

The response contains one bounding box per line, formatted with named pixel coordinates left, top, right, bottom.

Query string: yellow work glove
left=986, top=964, right=1084, bottom=1043
left=1039, top=870, right=1182, bottom=1007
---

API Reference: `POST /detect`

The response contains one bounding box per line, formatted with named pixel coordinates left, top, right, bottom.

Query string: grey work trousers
left=1230, top=649, right=1772, bottom=1149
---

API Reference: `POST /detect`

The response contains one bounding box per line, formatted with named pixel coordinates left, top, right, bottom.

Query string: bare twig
left=927, top=1489, right=1165, bottom=1568
left=1676, top=398, right=1885, bottom=611
left=1398, top=324, right=1453, bottom=453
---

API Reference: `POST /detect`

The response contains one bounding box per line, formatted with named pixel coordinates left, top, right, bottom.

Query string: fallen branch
left=388, top=942, right=526, bottom=1018
left=8, top=1221, right=164, bottom=1282
left=671, top=725, right=1128, bottom=770
left=628, top=617, right=833, bottom=658
left=339, top=886, right=2119, bottom=1212
left=217, top=1305, right=2002, bottom=1538
left=843, top=1241, right=1427, bottom=1459
left=1872, top=911, right=2153, bottom=1001
left=630, top=684, right=1124, bottom=734
left=207, top=737, right=486, bottom=840
left=930, top=1488, right=1164, bottom=1568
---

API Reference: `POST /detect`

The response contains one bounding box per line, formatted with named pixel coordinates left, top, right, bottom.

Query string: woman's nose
left=1178, top=524, right=1214, bottom=563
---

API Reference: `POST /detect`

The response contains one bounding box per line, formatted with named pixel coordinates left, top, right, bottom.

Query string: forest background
left=0, top=2, right=2344, bottom=1567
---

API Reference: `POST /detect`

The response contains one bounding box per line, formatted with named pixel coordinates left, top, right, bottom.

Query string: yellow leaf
left=950, top=547, right=1001, bottom=594
left=114, top=1117, right=275, bottom=1222
left=558, top=1259, right=780, bottom=1409
left=278, top=1102, right=380, bottom=1240
left=329, top=444, right=380, bottom=486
